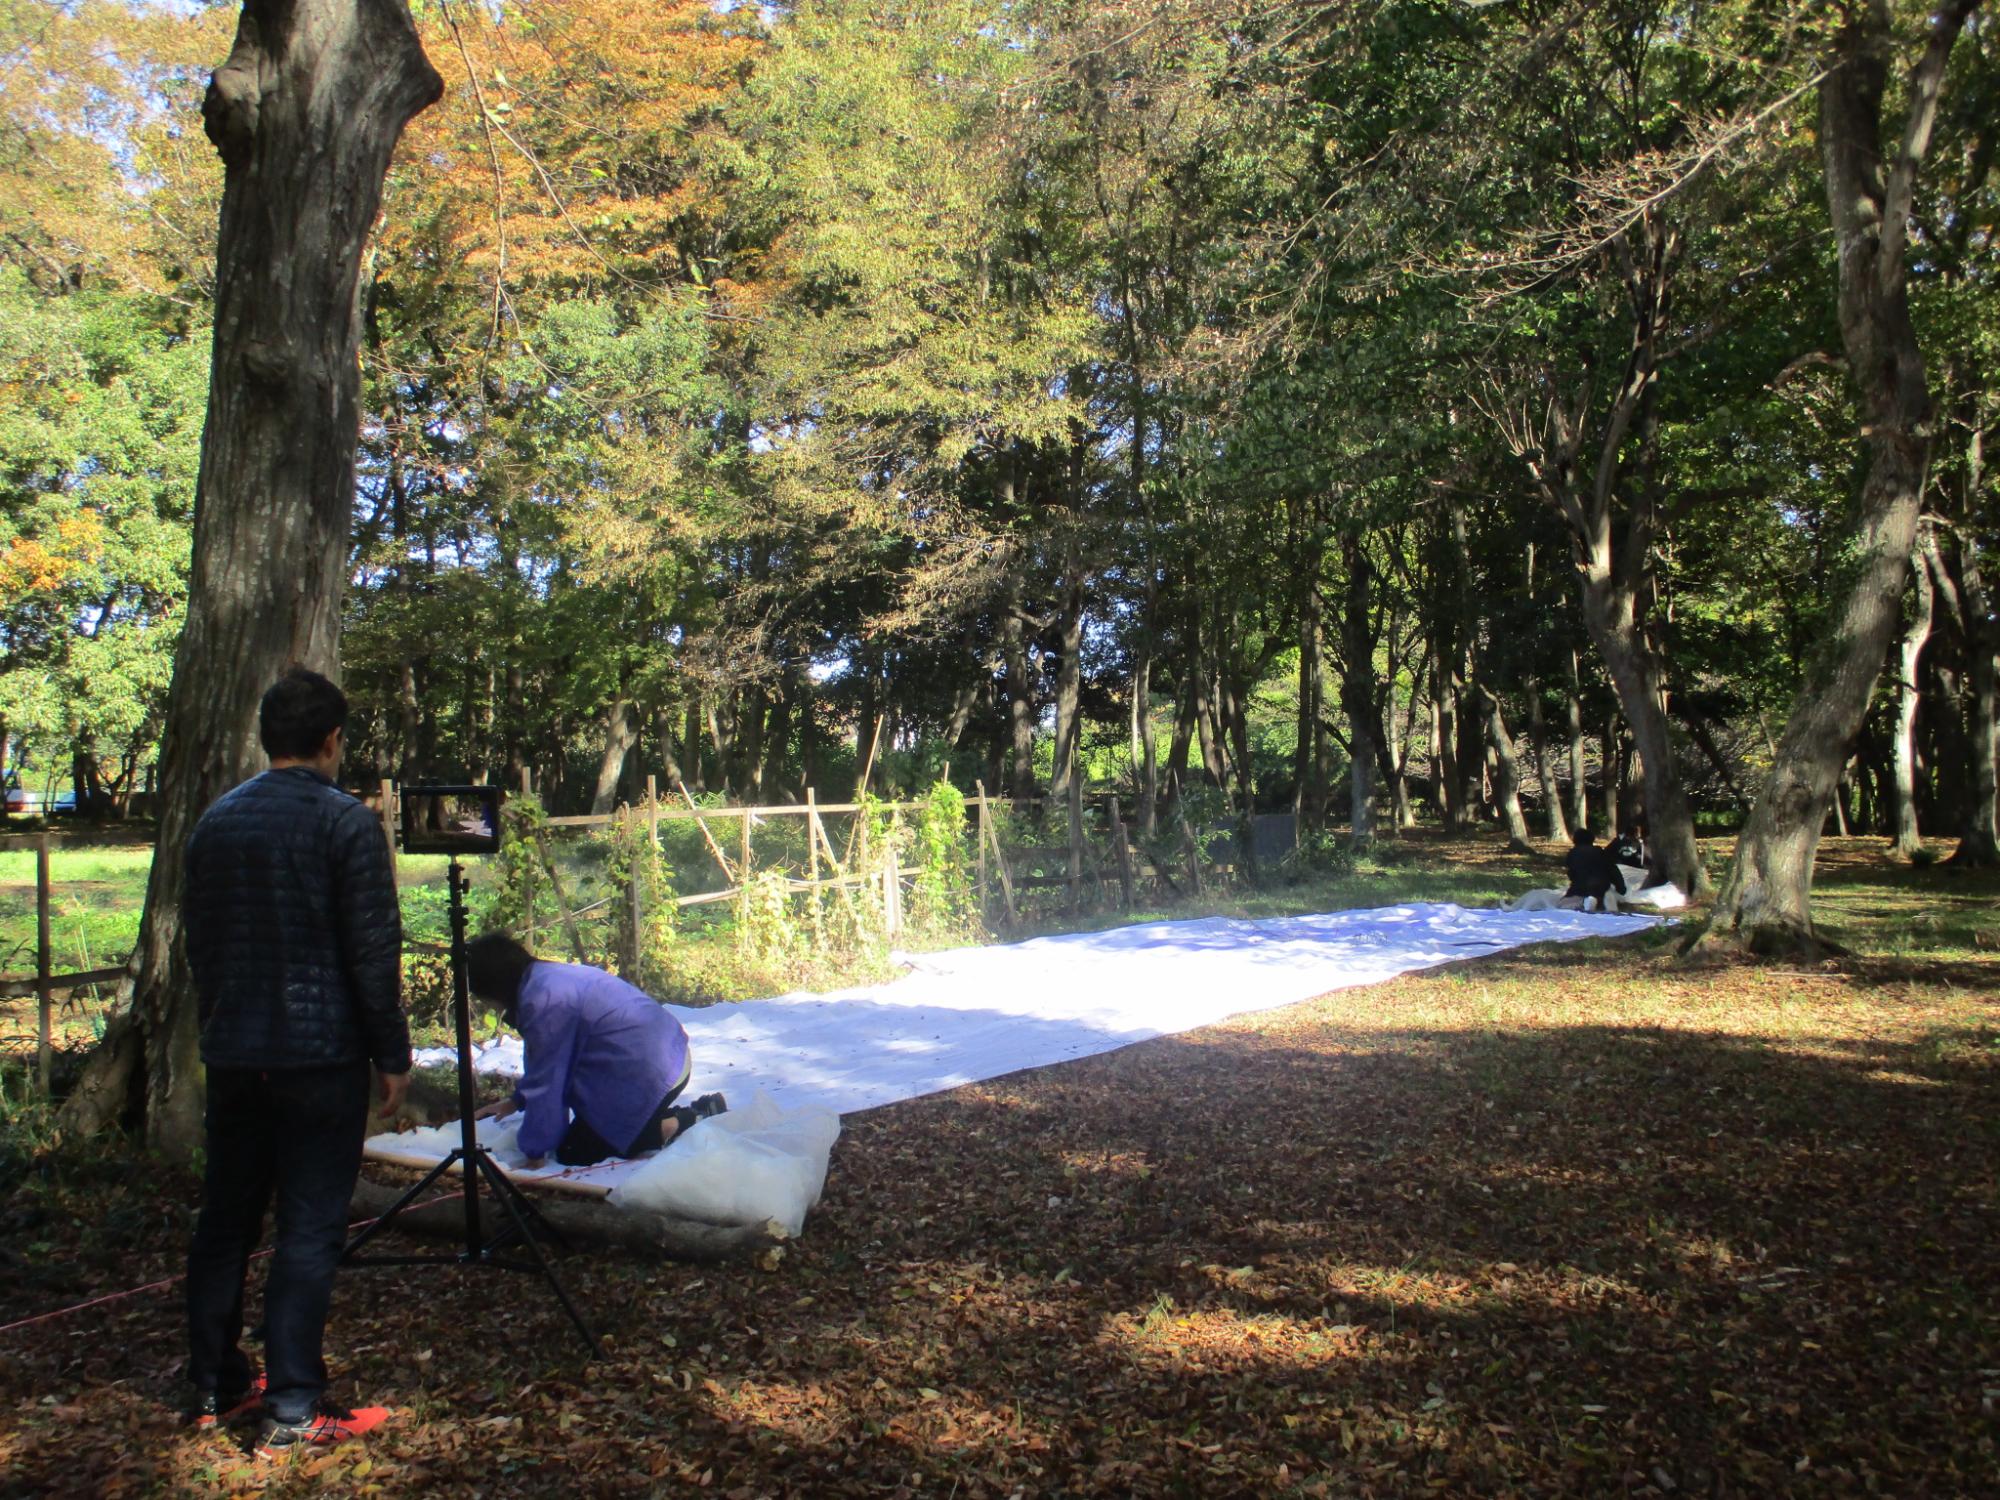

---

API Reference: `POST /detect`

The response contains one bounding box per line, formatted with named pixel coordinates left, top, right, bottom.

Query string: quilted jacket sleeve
left=332, top=801, right=411, bottom=1075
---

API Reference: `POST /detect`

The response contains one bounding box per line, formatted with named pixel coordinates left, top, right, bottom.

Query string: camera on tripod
left=342, top=781, right=595, bottom=1353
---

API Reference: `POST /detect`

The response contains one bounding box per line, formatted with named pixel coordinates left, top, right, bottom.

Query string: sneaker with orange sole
left=182, top=1373, right=266, bottom=1428
left=254, top=1400, right=390, bottom=1460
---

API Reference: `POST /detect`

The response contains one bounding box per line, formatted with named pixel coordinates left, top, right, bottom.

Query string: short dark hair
left=1573, top=826, right=1596, bottom=845
left=466, top=932, right=537, bottom=1023
left=259, top=668, right=348, bottom=759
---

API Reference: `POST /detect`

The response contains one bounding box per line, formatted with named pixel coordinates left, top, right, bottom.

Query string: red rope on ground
left=0, top=1190, right=466, bottom=1338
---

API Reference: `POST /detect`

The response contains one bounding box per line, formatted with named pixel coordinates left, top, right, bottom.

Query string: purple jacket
left=511, top=962, right=690, bottom=1160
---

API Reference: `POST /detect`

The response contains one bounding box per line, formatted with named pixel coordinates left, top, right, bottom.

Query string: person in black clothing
left=181, top=669, right=410, bottom=1459
left=1562, top=827, right=1628, bottom=912
left=1606, top=824, right=1647, bottom=872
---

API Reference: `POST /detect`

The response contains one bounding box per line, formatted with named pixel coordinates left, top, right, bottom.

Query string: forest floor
left=1, top=834, right=1997, bottom=1497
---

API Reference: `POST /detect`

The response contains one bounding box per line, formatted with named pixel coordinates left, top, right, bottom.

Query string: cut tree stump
left=348, top=1174, right=790, bottom=1265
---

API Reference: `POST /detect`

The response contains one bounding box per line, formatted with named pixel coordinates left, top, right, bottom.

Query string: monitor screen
left=399, top=784, right=503, bottom=856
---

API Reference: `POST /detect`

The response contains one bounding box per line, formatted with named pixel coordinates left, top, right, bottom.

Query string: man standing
left=181, top=668, right=410, bottom=1458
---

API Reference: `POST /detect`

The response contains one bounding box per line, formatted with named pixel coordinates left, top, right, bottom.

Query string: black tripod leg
left=472, top=1152, right=596, bottom=1355
left=478, top=1159, right=577, bottom=1254
left=342, top=1150, right=464, bottom=1261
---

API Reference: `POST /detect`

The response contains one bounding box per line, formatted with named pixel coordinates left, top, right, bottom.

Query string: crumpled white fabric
left=607, top=1089, right=841, bottom=1235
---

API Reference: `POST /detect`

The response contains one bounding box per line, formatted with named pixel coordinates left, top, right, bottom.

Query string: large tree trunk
left=1134, top=654, right=1158, bottom=838
left=1957, top=635, right=2000, bottom=865
left=1047, top=565, right=1086, bottom=812
left=1579, top=585, right=1703, bottom=890
left=682, top=700, right=705, bottom=794
left=1698, top=0, right=1979, bottom=954
left=1565, top=650, right=1589, bottom=832
left=1434, top=670, right=1461, bottom=829
left=1941, top=435, right=1999, bottom=865
left=1164, top=669, right=1196, bottom=785
left=59, top=0, right=441, bottom=1152
left=1524, top=547, right=1567, bottom=844
left=1338, top=534, right=1378, bottom=846
left=1891, top=544, right=1934, bottom=857
left=1000, top=599, right=1037, bottom=799
left=1526, top=686, right=1567, bottom=843
left=590, top=695, right=638, bottom=816
left=1476, top=686, right=1535, bottom=854
left=1295, top=586, right=1327, bottom=833
left=1495, top=203, right=1709, bottom=893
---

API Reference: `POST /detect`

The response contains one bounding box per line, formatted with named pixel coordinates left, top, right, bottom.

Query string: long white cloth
left=411, top=902, right=1655, bottom=1119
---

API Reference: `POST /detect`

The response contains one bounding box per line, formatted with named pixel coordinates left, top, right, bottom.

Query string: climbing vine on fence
left=487, top=793, right=551, bottom=940
left=909, top=779, right=974, bottom=933
left=607, top=805, right=677, bottom=990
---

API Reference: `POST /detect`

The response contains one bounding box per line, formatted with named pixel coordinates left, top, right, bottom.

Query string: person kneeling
left=1561, top=827, right=1628, bottom=914
left=464, top=934, right=724, bottom=1168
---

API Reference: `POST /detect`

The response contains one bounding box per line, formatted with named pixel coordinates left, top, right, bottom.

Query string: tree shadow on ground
left=5, top=961, right=1998, bottom=1498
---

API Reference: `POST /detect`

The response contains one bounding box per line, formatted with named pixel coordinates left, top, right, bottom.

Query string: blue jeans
left=186, top=1061, right=369, bottom=1423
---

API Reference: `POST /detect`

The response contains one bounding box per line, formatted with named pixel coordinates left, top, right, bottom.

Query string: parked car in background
left=2, top=785, right=78, bottom=816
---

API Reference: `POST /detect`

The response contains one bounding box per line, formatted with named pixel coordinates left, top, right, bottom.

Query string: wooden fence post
left=646, top=773, right=659, bottom=849
left=1181, top=805, right=1204, bottom=897
left=805, top=787, right=826, bottom=944
left=974, top=781, right=990, bottom=918
left=1066, top=772, right=1084, bottom=912
left=739, top=809, right=753, bottom=889
left=1109, top=794, right=1134, bottom=910
left=982, top=810, right=1018, bottom=924
left=627, top=868, right=643, bottom=976
left=36, top=831, right=52, bottom=1094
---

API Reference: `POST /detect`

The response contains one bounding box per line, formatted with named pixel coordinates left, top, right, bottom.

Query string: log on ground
left=348, top=1174, right=790, bottom=1264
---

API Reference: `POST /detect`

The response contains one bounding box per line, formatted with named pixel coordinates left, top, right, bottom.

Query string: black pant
left=555, top=1072, right=690, bottom=1167
left=187, top=1062, right=369, bottom=1424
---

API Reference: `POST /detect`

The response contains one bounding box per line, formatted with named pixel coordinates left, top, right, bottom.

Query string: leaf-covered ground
left=3, top=838, right=1997, bottom=1497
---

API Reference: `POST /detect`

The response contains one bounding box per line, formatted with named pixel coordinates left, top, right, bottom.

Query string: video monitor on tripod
left=399, top=784, right=503, bottom=856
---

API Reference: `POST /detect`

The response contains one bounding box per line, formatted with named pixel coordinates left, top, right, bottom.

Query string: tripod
left=342, top=856, right=596, bottom=1355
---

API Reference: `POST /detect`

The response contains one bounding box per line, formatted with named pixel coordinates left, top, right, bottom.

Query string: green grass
left=6, top=829, right=1995, bottom=1008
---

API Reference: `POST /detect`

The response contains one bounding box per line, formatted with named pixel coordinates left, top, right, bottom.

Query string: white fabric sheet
left=1616, top=866, right=1688, bottom=910
left=386, top=902, right=1656, bottom=1203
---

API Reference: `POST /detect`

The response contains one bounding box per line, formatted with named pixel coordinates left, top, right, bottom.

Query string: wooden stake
left=975, top=781, right=990, bottom=919
left=806, top=787, right=825, bottom=944
left=676, top=781, right=738, bottom=884
left=626, top=823, right=644, bottom=978
left=530, top=826, right=590, bottom=963
left=1109, top=794, right=1134, bottom=910
left=36, top=831, right=52, bottom=1094
left=983, top=808, right=1017, bottom=924
left=646, top=773, right=659, bottom=848
left=808, top=800, right=847, bottom=877
left=1066, top=771, right=1084, bottom=913
left=1180, top=798, right=1204, bottom=897
left=806, top=788, right=821, bottom=886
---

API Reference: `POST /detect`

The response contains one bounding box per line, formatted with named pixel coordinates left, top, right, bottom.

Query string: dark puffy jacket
left=184, top=768, right=410, bottom=1074
left=1562, top=842, right=1628, bottom=899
